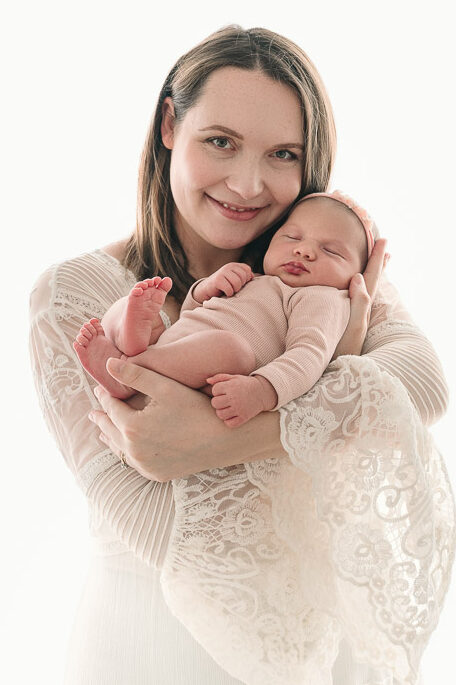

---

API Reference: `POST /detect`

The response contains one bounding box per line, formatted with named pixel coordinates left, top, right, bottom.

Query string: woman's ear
left=161, top=97, right=176, bottom=150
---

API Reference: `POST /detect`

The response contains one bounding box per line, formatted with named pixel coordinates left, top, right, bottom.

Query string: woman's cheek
left=276, top=169, right=302, bottom=207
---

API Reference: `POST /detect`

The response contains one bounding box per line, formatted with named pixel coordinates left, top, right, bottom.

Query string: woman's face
left=161, top=67, right=304, bottom=262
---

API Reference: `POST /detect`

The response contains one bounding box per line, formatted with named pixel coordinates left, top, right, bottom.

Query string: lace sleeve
left=159, top=273, right=455, bottom=685
left=29, top=251, right=174, bottom=568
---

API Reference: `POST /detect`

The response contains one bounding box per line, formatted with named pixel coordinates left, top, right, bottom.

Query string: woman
left=29, top=25, right=454, bottom=685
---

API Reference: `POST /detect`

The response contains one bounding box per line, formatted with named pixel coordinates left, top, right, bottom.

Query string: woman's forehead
left=188, top=67, right=304, bottom=141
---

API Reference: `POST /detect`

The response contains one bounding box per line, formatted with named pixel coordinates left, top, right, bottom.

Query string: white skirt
left=64, top=519, right=422, bottom=685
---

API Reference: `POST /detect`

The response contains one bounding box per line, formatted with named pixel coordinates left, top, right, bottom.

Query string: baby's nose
left=294, top=241, right=316, bottom=259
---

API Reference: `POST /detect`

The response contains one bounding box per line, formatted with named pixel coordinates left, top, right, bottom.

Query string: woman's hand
left=88, top=358, right=285, bottom=481
left=332, top=238, right=388, bottom=359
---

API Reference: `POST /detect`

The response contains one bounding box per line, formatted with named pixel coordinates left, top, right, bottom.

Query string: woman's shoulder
left=29, top=242, right=135, bottom=323
left=99, top=237, right=130, bottom=262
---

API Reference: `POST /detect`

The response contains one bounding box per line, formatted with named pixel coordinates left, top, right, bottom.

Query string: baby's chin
left=266, top=268, right=351, bottom=290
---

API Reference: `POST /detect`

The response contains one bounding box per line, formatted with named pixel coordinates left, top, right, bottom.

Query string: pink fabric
left=176, top=275, right=350, bottom=410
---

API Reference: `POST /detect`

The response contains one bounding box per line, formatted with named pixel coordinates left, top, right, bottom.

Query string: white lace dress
left=29, top=249, right=454, bottom=685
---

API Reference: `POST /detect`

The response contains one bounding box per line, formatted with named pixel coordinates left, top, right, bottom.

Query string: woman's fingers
left=88, top=405, right=127, bottom=460
left=331, top=274, right=371, bottom=360
left=105, top=357, right=159, bottom=397
left=348, top=273, right=371, bottom=322
left=363, top=238, right=387, bottom=300
left=91, top=382, right=136, bottom=431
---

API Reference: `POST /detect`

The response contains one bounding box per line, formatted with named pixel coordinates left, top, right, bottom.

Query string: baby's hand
left=206, top=373, right=269, bottom=428
left=199, top=263, right=253, bottom=301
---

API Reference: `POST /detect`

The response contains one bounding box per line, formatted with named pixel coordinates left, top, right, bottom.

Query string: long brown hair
left=123, top=25, right=337, bottom=304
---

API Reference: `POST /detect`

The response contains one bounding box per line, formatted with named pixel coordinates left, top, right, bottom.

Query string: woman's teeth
left=220, top=202, right=256, bottom=213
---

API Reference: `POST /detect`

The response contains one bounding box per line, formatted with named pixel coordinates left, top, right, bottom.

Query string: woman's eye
left=273, top=149, right=297, bottom=161
left=207, top=137, right=232, bottom=150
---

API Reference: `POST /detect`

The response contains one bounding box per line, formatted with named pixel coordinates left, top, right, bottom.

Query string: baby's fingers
left=206, top=373, right=234, bottom=385
left=215, top=406, right=238, bottom=421
left=211, top=395, right=230, bottom=410
left=224, top=416, right=245, bottom=428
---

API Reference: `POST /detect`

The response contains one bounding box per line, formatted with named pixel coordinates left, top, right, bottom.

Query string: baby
left=74, top=190, right=376, bottom=427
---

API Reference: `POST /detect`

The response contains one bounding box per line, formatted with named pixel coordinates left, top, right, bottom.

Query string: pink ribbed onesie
left=160, top=275, right=350, bottom=410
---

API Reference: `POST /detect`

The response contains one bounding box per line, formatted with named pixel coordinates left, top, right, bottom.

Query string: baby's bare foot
left=73, top=319, right=134, bottom=399
left=119, top=277, right=173, bottom=356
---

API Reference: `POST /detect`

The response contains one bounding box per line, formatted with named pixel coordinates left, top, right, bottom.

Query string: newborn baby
left=74, top=190, right=376, bottom=427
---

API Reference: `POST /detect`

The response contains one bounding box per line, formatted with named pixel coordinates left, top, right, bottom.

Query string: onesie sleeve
left=180, top=278, right=206, bottom=313
left=251, top=286, right=350, bottom=410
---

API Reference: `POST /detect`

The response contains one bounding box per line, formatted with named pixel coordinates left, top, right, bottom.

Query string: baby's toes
left=158, top=276, right=173, bottom=292
left=89, top=318, right=104, bottom=335
left=75, top=330, right=90, bottom=346
left=77, top=322, right=94, bottom=340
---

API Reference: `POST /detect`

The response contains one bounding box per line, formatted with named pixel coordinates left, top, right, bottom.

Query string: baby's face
left=263, top=197, right=367, bottom=290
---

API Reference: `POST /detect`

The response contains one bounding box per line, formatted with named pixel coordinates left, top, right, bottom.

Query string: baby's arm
left=186, top=263, right=253, bottom=307
left=206, top=373, right=278, bottom=428
left=207, top=286, right=350, bottom=427
left=252, top=286, right=350, bottom=410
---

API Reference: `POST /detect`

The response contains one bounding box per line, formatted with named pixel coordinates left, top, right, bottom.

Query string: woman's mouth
left=206, top=194, right=266, bottom=221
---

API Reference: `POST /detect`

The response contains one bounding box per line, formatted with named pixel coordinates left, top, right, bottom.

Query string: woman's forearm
left=177, top=403, right=286, bottom=476
left=149, top=393, right=287, bottom=481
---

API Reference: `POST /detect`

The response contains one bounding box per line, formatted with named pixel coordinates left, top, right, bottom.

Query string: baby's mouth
left=283, top=261, right=310, bottom=274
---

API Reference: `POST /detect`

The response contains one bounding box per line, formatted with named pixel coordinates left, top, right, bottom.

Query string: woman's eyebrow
left=198, top=125, right=304, bottom=149
left=199, top=125, right=244, bottom=138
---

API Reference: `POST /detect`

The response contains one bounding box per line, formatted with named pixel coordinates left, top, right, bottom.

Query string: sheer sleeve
left=29, top=251, right=175, bottom=569
left=361, top=274, right=449, bottom=426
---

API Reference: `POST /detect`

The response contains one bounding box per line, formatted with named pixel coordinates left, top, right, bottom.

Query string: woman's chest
left=162, top=296, right=181, bottom=325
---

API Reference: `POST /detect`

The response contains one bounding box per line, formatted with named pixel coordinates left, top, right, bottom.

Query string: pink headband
left=296, top=189, right=376, bottom=258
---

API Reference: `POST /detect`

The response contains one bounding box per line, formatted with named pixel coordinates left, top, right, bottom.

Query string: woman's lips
left=282, top=262, right=310, bottom=274
left=206, top=194, right=265, bottom=221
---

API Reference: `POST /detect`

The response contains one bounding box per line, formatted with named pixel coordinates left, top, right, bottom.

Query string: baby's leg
left=102, top=277, right=172, bottom=356
left=128, top=330, right=257, bottom=389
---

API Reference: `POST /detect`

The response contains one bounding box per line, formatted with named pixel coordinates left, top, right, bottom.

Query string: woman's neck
left=176, top=222, right=244, bottom=280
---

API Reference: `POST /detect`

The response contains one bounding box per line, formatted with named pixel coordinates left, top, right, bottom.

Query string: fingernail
left=354, top=273, right=363, bottom=284
left=93, top=387, right=100, bottom=398
left=88, top=412, right=95, bottom=421
left=107, top=357, right=124, bottom=374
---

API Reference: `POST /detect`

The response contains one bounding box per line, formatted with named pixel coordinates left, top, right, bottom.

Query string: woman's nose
left=225, top=159, right=265, bottom=201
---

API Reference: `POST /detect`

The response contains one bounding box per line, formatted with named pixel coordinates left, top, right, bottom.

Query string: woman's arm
left=91, top=238, right=448, bottom=480
left=29, top=252, right=176, bottom=567
left=91, top=362, right=286, bottom=481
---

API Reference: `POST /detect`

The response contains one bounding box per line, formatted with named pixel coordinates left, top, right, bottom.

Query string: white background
left=1, top=1, right=455, bottom=683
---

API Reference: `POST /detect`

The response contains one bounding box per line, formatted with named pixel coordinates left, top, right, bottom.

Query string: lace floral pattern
left=162, top=352, right=455, bottom=685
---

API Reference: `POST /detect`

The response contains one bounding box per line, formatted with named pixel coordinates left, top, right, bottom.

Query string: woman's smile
left=205, top=193, right=267, bottom=222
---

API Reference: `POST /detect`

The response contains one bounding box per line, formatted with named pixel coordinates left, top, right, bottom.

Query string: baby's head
left=263, top=190, right=376, bottom=290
